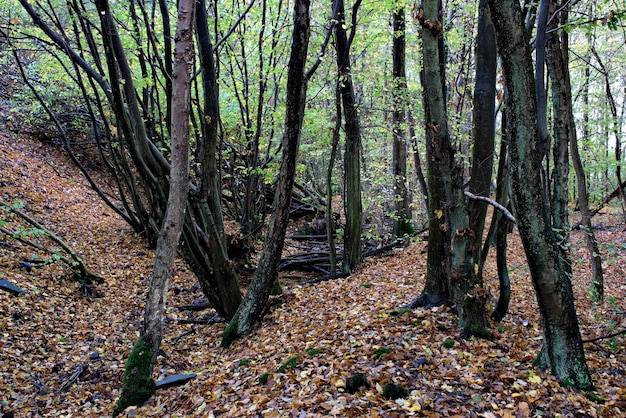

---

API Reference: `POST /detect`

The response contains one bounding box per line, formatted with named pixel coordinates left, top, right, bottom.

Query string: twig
left=583, top=328, right=626, bottom=344
left=464, top=191, right=516, bottom=224
left=59, top=364, right=85, bottom=392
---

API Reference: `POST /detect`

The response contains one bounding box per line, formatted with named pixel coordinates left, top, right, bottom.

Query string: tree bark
left=489, top=0, right=594, bottom=390
left=221, top=0, right=311, bottom=346
left=547, top=4, right=603, bottom=301
left=335, top=0, right=363, bottom=273
left=114, top=0, right=194, bottom=414
left=392, top=4, right=410, bottom=236
left=418, top=0, right=488, bottom=337
left=468, top=0, right=497, bottom=275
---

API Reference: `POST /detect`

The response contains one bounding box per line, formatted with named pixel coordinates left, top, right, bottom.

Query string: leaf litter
left=0, top=132, right=624, bottom=417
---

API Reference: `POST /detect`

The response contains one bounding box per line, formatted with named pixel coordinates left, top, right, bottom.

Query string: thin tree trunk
left=468, top=0, right=497, bottom=273
left=221, top=0, right=311, bottom=346
left=392, top=4, right=410, bottom=235
left=548, top=7, right=603, bottom=301
left=489, top=0, right=594, bottom=390
left=114, top=1, right=194, bottom=414
left=335, top=0, right=363, bottom=273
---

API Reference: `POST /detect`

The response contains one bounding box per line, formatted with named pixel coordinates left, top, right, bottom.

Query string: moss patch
left=382, top=383, right=408, bottom=400
left=221, top=317, right=240, bottom=348
left=112, top=336, right=156, bottom=417
left=345, top=373, right=369, bottom=394
left=277, top=356, right=299, bottom=373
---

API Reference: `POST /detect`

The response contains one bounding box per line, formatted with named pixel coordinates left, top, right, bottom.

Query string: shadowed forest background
left=0, top=0, right=625, bottom=416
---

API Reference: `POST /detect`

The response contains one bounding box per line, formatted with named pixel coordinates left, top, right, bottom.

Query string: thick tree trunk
left=392, top=5, right=410, bottom=236
left=335, top=0, right=363, bottom=273
left=221, top=0, right=311, bottom=346
left=114, top=1, right=194, bottom=414
left=419, top=0, right=488, bottom=337
left=489, top=0, right=594, bottom=390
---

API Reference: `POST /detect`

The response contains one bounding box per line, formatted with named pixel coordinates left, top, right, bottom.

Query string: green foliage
left=395, top=219, right=415, bottom=237
left=345, top=373, right=369, bottom=394
left=112, top=337, right=156, bottom=417
left=382, top=382, right=408, bottom=400
left=277, top=356, right=298, bottom=373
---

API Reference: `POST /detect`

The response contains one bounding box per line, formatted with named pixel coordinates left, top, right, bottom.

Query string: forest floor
left=0, top=130, right=624, bottom=418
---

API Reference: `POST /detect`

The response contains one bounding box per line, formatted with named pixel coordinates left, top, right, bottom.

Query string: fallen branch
left=0, top=200, right=103, bottom=284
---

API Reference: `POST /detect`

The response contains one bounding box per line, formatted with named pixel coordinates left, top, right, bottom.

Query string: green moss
left=584, top=392, right=606, bottom=403
left=306, top=347, right=325, bottom=356
left=277, top=356, right=299, bottom=373
left=221, top=317, right=239, bottom=348
left=373, top=347, right=391, bottom=359
left=345, top=373, right=369, bottom=394
left=112, top=337, right=156, bottom=417
left=441, top=339, right=455, bottom=349
left=389, top=309, right=411, bottom=316
left=382, top=383, right=408, bottom=400
left=270, top=279, right=283, bottom=295
left=257, top=372, right=271, bottom=385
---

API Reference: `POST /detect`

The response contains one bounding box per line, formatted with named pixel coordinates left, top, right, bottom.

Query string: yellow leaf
left=435, top=209, right=443, bottom=219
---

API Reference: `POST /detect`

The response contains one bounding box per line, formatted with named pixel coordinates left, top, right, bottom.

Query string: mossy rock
left=382, top=382, right=408, bottom=400
left=346, top=373, right=369, bottom=394
left=112, top=337, right=156, bottom=416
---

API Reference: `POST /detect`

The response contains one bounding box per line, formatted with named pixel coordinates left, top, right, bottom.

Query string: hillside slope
left=0, top=132, right=624, bottom=417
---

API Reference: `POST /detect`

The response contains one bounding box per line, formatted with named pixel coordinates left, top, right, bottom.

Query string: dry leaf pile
left=0, top=132, right=624, bottom=417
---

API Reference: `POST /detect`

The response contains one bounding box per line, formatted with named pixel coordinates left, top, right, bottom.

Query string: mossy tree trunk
left=114, top=1, right=195, bottom=414
left=489, top=0, right=594, bottom=390
left=221, top=0, right=311, bottom=346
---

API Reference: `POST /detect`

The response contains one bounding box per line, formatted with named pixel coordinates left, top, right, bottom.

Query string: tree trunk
left=547, top=5, right=603, bottom=301
left=392, top=4, right=410, bottom=236
left=419, top=0, right=488, bottom=337
left=221, top=0, right=311, bottom=346
left=335, top=0, right=363, bottom=273
left=489, top=0, right=594, bottom=390
left=546, top=1, right=570, bottom=274
left=113, top=1, right=194, bottom=414
left=468, top=0, right=497, bottom=275
left=192, top=0, right=242, bottom=320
